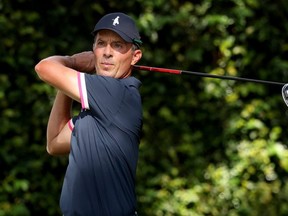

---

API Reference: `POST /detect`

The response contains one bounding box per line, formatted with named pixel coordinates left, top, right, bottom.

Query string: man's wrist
left=67, top=52, right=96, bottom=74
left=66, top=55, right=76, bottom=69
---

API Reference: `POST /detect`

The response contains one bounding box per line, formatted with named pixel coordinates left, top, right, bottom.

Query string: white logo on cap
left=112, top=16, right=120, bottom=26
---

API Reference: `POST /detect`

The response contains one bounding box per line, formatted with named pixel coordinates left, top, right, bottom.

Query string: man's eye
left=97, top=41, right=105, bottom=46
left=114, top=43, right=123, bottom=48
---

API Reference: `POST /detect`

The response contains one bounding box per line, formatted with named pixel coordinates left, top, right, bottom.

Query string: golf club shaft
left=133, top=65, right=285, bottom=86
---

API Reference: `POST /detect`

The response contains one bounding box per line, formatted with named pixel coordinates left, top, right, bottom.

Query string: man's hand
left=70, top=51, right=96, bottom=74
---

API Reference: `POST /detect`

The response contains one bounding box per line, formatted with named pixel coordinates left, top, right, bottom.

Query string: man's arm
left=35, top=51, right=95, bottom=155
left=46, top=91, right=73, bottom=155
left=34, top=51, right=95, bottom=102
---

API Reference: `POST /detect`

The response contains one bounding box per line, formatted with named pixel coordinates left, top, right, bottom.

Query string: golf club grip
left=133, top=65, right=181, bottom=75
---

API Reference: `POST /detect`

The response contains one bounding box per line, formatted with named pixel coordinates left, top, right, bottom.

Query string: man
left=35, top=12, right=143, bottom=215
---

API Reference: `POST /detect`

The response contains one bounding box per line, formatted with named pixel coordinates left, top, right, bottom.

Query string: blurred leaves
left=1, top=0, right=288, bottom=215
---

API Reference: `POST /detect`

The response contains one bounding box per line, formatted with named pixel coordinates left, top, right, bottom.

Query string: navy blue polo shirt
left=60, top=73, right=142, bottom=216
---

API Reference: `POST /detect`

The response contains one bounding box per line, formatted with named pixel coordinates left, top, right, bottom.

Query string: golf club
left=133, top=65, right=285, bottom=86
left=133, top=65, right=288, bottom=106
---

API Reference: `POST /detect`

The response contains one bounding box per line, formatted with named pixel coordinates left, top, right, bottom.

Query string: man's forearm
left=70, top=51, right=95, bottom=73
left=50, top=52, right=95, bottom=73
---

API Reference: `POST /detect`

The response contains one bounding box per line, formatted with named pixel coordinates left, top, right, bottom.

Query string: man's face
left=93, top=30, right=142, bottom=78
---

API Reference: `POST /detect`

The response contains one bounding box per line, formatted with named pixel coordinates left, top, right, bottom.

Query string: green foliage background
left=1, top=0, right=288, bottom=215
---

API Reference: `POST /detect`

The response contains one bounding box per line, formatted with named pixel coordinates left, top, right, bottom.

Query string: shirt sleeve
left=77, top=72, right=126, bottom=118
left=68, top=119, right=74, bottom=131
left=68, top=116, right=79, bottom=131
left=78, top=72, right=90, bottom=110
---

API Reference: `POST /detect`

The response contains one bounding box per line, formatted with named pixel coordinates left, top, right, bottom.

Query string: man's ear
left=131, top=50, right=142, bottom=65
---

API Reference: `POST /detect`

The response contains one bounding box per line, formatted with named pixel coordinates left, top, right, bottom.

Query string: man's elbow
left=34, top=60, right=52, bottom=82
left=46, top=141, right=70, bottom=156
left=46, top=143, right=58, bottom=156
left=35, top=61, right=45, bottom=80
left=46, top=139, right=61, bottom=156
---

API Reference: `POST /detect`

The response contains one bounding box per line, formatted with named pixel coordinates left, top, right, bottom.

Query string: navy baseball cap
left=92, top=12, right=143, bottom=47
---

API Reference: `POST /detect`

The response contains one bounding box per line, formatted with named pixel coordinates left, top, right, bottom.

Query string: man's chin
left=97, top=70, right=116, bottom=78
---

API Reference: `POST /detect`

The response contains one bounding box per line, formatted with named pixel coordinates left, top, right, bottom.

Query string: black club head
left=282, top=84, right=288, bottom=107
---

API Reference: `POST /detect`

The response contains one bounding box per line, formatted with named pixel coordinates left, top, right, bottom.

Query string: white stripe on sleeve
left=77, top=72, right=90, bottom=110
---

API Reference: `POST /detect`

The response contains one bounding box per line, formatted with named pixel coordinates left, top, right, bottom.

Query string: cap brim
left=92, top=28, right=133, bottom=43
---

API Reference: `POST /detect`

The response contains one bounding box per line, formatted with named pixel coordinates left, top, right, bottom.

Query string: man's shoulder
left=121, top=76, right=142, bottom=88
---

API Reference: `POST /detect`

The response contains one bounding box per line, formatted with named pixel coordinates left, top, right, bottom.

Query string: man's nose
left=103, top=44, right=113, bottom=57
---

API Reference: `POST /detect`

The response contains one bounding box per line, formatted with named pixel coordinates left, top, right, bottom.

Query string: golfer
left=35, top=12, right=143, bottom=215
